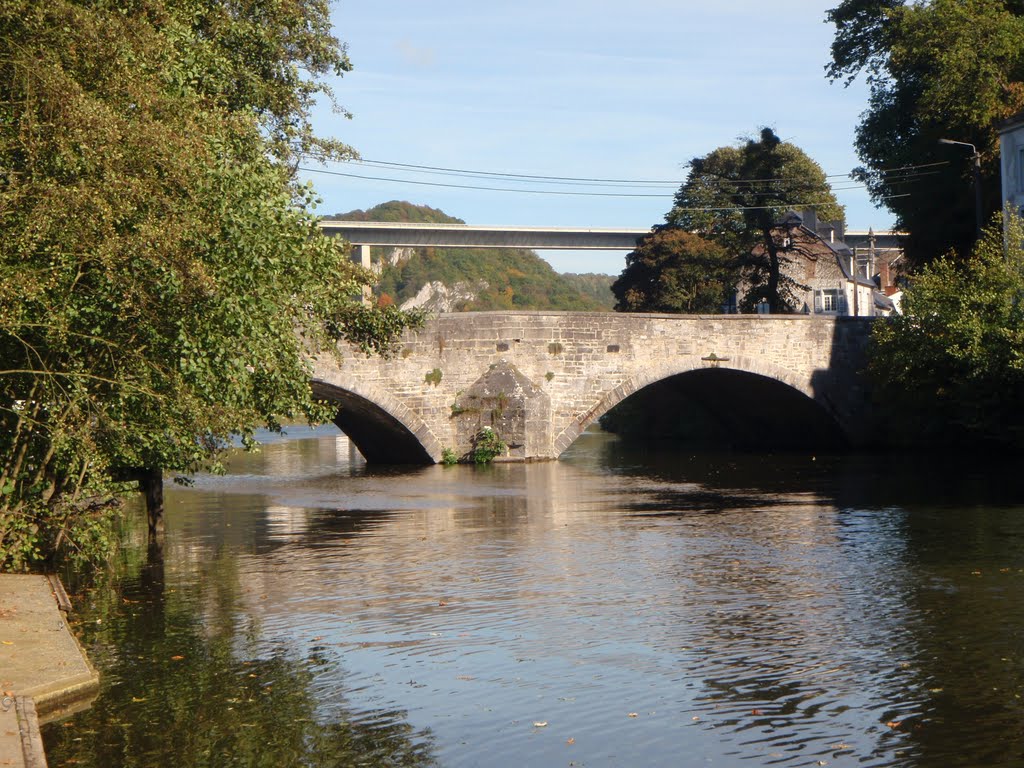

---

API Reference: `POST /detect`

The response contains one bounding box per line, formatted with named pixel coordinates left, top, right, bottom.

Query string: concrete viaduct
left=311, top=222, right=875, bottom=463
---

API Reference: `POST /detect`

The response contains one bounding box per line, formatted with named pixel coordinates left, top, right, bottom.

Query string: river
left=42, top=427, right=1024, bottom=767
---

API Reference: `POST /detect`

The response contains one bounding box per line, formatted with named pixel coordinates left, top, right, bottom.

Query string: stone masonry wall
left=310, top=312, right=874, bottom=462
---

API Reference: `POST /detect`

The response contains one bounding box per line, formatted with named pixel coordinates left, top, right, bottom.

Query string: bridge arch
left=309, top=379, right=441, bottom=464
left=553, top=356, right=846, bottom=455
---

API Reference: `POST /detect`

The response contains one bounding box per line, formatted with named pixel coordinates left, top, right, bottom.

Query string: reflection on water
left=44, top=427, right=1024, bottom=767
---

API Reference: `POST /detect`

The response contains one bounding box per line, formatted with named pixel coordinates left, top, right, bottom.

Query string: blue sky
left=304, top=1, right=892, bottom=274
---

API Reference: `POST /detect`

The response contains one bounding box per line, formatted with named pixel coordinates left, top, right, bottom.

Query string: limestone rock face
left=400, top=280, right=487, bottom=313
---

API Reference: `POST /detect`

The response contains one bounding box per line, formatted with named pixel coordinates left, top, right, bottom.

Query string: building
left=734, top=211, right=898, bottom=316
left=999, top=108, right=1024, bottom=220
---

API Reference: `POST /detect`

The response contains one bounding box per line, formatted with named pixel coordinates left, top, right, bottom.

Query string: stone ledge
left=0, top=575, right=99, bottom=724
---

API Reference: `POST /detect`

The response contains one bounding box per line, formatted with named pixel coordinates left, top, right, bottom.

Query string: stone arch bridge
left=310, top=312, right=874, bottom=463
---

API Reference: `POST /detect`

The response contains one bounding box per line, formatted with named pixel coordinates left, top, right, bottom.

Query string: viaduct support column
left=353, top=243, right=372, bottom=306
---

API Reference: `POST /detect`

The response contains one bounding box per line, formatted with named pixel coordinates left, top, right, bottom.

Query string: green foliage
left=827, top=0, right=1024, bottom=265
left=612, top=226, right=732, bottom=313
left=425, top=368, right=443, bottom=386
left=440, top=448, right=459, bottom=466
left=380, top=245, right=609, bottom=311
left=663, top=128, right=843, bottom=313
left=0, top=0, right=417, bottom=568
left=329, top=202, right=612, bottom=311
left=867, top=214, right=1024, bottom=448
left=470, top=428, right=507, bottom=464
left=324, top=200, right=461, bottom=224
left=560, top=273, right=617, bottom=309
left=329, top=304, right=425, bottom=358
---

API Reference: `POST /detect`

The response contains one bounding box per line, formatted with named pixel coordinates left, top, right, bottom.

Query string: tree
left=664, top=128, right=844, bottom=313
left=611, top=226, right=731, bottom=313
left=867, top=214, right=1024, bottom=449
left=827, top=0, right=1024, bottom=266
left=0, top=0, right=420, bottom=568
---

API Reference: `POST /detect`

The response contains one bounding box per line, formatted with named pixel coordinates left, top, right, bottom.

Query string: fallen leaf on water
left=170, top=655, right=184, bottom=661
left=438, top=600, right=448, bottom=606
left=886, top=721, right=902, bottom=729
left=750, top=709, right=763, bottom=716
left=566, top=738, right=575, bottom=745
left=533, top=721, right=548, bottom=728
left=1, top=642, right=12, bottom=646
left=628, top=712, right=638, bottom=718
left=456, top=675, right=475, bottom=680
left=131, top=697, right=146, bottom=703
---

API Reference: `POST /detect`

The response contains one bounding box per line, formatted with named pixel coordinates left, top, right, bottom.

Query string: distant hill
left=326, top=201, right=614, bottom=312
left=323, top=200, right=459, bottom=224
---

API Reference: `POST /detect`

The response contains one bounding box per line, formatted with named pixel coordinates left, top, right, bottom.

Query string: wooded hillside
left=326, top=201, right=614, bottom=311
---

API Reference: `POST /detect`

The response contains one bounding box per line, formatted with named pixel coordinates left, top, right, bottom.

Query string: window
left=815, top=289, right=840, bottom=314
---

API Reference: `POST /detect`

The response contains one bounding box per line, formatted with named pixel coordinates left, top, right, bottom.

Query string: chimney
left=879, top=259, right=891, bottom=291
left=802, top=208, right=818, bottom=233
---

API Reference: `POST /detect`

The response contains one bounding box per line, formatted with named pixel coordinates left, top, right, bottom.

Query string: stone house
left=733, top=210, right=896, bottom=316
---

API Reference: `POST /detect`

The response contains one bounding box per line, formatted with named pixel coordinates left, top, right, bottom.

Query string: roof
left=998, top=108, right=1024, bottom=133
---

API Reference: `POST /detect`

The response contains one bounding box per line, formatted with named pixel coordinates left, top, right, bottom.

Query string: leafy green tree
left=0, top=0, right=419, bottom=568
left=611, top=226, right=731, bottom=313
left=827, top=0, right=1024, bottom=265
left=868, top=214, right=1024, bottom=449
left=664, top=128, right=844, bottom=313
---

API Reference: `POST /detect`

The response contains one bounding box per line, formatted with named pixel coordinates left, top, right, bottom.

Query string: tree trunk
left=141, top=467, right=164, bottom=538
left=763, top=227, right=781, bottom=313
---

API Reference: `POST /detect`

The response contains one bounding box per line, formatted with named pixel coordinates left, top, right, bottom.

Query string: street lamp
left=938, top=138, right=983, bottom=240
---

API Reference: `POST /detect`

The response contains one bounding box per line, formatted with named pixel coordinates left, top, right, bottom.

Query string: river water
left=42, top=427, right=1024, bottom=767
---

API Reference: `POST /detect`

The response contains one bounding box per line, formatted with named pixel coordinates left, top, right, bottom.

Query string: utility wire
left=302, top=165, right=915, bottom=209
left=300, top=164, right=936, bottom=200
left=301, top=151, right=950, bottom=187
left=298, top=166, right=671, bottom=197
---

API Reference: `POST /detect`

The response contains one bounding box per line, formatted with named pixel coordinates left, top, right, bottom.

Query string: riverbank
left=0, top=574, right=99, bottom=767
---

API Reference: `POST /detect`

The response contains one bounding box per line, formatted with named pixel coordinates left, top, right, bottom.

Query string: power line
left=301, top=152, right=950, bottom=187
left=300, top=164, right=935, bottom=200
left=351, top=160, right=679, bottom=189
left=298, top=166, right=672, bottom=197
left=301, top=164, right=917, bottom=211
left=324, top=155, right=683, bottom=185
